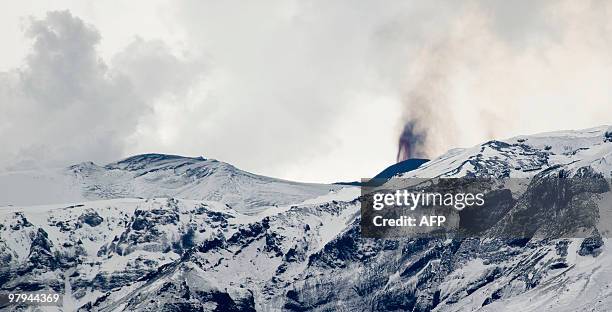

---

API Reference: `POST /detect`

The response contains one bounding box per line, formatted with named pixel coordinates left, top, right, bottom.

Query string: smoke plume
left=396, top=1, right=612, bottom=162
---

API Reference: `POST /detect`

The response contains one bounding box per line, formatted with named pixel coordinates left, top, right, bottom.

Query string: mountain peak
left=105, top=153, right=207, bottom=171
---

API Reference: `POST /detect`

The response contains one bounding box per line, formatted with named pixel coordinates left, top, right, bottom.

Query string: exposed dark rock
left=27, top=228, right=57, bottom=270
left=9, top=212, right=33, bottom=230
left=578, top=231, right=604, bottom=257
left=604, top=130, right=612, bottom=143
left=78, top=210, right=104, bottom=227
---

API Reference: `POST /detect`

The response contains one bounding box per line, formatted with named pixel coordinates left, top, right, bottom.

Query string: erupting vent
left=397, top=122, right=425, bottom=162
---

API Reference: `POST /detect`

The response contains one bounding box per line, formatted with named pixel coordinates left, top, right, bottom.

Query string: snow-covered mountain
left=0, top=154, right=341, bottom=213
left=1, top=125, right=612, bottom=311
left=402, top=126, right=612, bottom=179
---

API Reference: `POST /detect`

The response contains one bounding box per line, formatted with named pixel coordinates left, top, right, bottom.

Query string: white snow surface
left=0, top=154, right=341, bottom=213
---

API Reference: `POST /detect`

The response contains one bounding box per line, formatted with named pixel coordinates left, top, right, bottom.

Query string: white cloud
left=1, top=1, right=612, bottom=183
left=0, top=10, right=202, bottom=170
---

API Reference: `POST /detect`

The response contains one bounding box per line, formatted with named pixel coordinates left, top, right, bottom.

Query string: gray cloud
left=0, top=10, right=203, bottom=171
left=111, top=38, right=205, bottom=100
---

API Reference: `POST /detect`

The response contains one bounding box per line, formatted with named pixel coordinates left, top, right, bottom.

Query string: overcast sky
left=1, top=1, right=612, bottom=183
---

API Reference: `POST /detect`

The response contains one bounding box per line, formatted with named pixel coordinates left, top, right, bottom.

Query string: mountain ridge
left=0, top=153, right=341, bottom=212
left=1, top=125, right=612, bottom=311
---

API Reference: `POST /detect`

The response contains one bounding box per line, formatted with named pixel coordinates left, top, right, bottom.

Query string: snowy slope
left=0, top=154, right=341, bottom=213
left=1, top=125, right=612, bottom=311
left=401, top=125, right=612, bottom=179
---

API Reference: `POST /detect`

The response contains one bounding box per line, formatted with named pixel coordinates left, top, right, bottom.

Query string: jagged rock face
left=27, top=228, right=57, bottom=270
left=482, top=168, right=609, bottom=240
left=1, top=125, right=612, bottom=312
left=286, top=231, right=569, bottom=311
